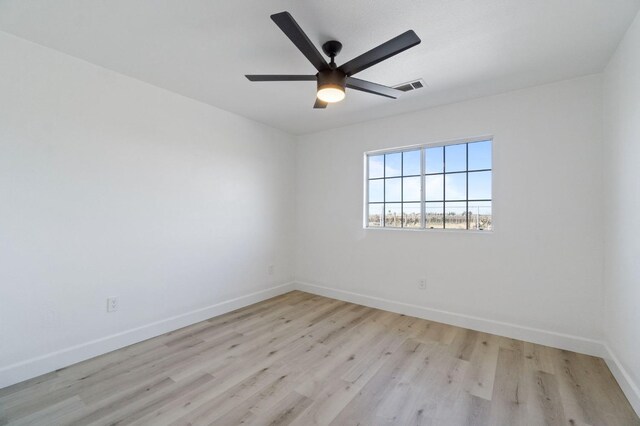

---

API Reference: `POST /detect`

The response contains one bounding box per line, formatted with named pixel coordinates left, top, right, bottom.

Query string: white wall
left=0, top=32, right=295, bottom=387
left=295, top=75, right=604, bottom=346
left=603, top=11, right=640, bottom=412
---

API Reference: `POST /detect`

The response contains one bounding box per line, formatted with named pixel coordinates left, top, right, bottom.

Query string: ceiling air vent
left=393, top=79, right=426, bottom=92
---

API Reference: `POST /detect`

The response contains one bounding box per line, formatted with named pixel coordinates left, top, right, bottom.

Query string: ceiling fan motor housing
left=317, top=69, right=346, bottom=91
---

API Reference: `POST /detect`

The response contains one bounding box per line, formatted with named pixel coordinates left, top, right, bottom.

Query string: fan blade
left=313, top=98, right=328, bottom=109
left=246, top=75, right=316, bottom=81
left=346, top=77, right=403, bottom=99
left=339, top=30, right=421, bottom=76
left=271, top=12, right=329, bottom=72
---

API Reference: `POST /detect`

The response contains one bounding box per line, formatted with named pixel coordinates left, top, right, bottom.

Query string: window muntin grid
left=366, top=139, right=492, bottom=231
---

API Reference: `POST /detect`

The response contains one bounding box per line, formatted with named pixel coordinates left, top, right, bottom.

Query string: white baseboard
left=295, top=281, right=604, bottom=357
left=603, top=345, right=640, bottom=416
left=0, top=282, right=296, bottom=389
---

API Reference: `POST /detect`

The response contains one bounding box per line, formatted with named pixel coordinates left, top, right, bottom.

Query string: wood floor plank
left=329, top=339, right=430, bottom=425
left=4, top=396, right=85, bottom=426
left=488, top=347, right=528, bottom=425
left=1, top=291, right=638, bottom=426
left=528, top=369, right=567, bottom=425
left=523, top=342, right=556, bottom=375
left=103, top=373, right=214, bottom=426
left=463, top=333, right=501, bottom=401
left=67, top=376, right=175, bottom=425
left=251, top=390, right=313, bottom=426
left=163, top=367, right=279, bottom=426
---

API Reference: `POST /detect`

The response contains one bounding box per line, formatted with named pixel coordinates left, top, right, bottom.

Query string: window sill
left=363, top=226, right=493, bottom=234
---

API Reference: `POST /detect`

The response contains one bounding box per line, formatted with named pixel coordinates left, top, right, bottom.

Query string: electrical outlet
left=418, top=278, right=426, bottom=290
left=268, top=265, right=275, bottom=275
left=107, top=297, right=119, bottom=313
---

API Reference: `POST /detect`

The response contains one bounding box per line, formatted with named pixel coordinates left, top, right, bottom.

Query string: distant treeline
left=369, top=212, right=492, bottom=229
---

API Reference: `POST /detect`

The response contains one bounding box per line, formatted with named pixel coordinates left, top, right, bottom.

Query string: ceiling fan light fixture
left=317, top=85, right=345, bottom=103
left=317, top=69, right=346, bottom=103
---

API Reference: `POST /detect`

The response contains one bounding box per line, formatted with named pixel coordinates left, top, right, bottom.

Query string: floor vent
left=393, top=79, right=426, bottom=92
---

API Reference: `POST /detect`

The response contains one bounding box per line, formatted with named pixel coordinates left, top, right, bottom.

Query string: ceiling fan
left=246, top=12, right=421, bottom=108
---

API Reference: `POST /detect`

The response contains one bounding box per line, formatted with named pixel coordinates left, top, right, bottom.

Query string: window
left=366, top=138, right=492, bottom=231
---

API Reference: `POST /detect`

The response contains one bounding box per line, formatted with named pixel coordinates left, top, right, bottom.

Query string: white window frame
left=363, top=135, right=494, bottom=232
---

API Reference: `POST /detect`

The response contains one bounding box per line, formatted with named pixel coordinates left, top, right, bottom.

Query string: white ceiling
left=1, top=1, right=638, bottom=134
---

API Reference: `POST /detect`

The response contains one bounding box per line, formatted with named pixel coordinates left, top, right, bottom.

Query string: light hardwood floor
left=0, top=291, right=637, bottom=426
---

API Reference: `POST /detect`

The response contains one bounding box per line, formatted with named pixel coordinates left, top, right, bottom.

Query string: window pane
left=368, top=204, right=384, bottom=227
left=384, top=203, right=402, bottom=228
left=385, top=152, right=401, bottom=177
left=468, top=201, right=492, bottom=231
left=367, top=140, right=493, bottom=232
left=425, top=175, right=443, bottom=201
left=403, top=176, right=421, bottom=202
left=425, top=146, right=443, bottom=174
left=445, top=202, right=467, bottom=230
left=385, top=178, right=401, bottom=202
left=445, top=143, right=466, bottom=172
left=468, top=140, right=492, bottom=171
left=403, top=150, right=421, bottom=176
left=368, top=179, right=384, bottom=202
left=425, top=202, right=443, bottom=229
left=368, top=155, right=384, bottom=179
left=402, top=203, right=421, bottom=228
left=468, top=171, right=492, bottom=200
left=445, top=173, right=466, bottom=200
